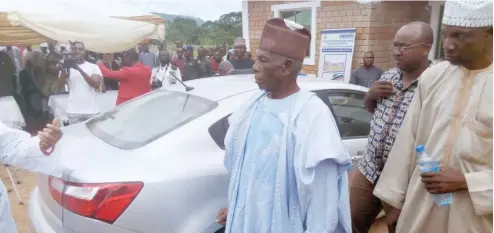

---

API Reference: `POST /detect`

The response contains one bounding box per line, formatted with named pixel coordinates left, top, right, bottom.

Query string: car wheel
left=214, top=227, right=225, bottom=233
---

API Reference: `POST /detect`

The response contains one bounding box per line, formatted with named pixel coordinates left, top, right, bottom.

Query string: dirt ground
left=2, top=168, right=36, bottom=233
left=4, top=168, right=387, bottom=233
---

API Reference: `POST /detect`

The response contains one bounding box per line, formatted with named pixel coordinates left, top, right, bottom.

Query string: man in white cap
left=229, top=37, right=254, bottom=70
left=40, top=43, right=49, bottom=56
left=373, top=0, right=492, bottom=233
left=216, top=18, right=351, bottom=233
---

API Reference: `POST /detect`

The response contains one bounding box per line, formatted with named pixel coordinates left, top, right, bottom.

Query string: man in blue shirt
left=138, top=42, right=157, bottom=69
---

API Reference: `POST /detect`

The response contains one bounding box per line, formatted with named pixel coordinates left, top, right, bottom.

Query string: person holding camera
left=97, top=49, right=151, bottom=105
left=58, top=41, right=103, bottom=125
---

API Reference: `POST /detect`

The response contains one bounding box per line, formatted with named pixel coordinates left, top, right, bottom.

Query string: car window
left=87, top=90, right=218, bottom=150
left=208, top=91, right=333, bottom=150
left=208, top=114, right=231, bottom=150
left=327, top=92, right=372, bottom=138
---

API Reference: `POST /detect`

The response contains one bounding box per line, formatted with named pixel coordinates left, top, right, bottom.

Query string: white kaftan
left=374, top=61, right=492, bottom=233
left=0, top=121, right=63, bottom=233
left=224, top=90, right=352, bottom=233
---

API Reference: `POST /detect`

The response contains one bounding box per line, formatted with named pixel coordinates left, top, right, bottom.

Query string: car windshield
left=86, top=90, right=218, bottom=150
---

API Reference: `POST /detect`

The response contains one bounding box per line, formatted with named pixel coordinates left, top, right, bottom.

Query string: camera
left=61, top=51, right=79, bottom=69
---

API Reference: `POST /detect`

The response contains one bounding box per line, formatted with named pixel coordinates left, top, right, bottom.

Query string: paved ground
left=4, top=168, right=387, bottom=233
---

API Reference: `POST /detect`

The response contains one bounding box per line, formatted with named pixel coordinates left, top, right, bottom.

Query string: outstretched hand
left=39, top=119, right=63, bottom=150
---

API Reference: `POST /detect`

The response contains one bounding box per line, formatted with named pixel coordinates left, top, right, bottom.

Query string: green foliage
left=165, top=11, right=242, bottom=47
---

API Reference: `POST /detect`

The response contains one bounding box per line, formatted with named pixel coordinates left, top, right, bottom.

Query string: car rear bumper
left=29, top=187, right=65, bottom=233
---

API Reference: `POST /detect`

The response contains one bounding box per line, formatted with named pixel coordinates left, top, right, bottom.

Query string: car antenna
left=169, top=72, right=194, bottom=91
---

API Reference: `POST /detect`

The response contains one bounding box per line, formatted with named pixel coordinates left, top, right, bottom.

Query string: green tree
left=165, top=11, right=243, bottom=47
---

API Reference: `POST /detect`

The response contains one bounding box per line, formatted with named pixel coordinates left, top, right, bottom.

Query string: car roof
left=168, top=74, right=368, bottom=101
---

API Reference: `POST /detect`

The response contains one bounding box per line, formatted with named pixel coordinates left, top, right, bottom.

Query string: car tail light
left=48, top=176, right=143, bottom=224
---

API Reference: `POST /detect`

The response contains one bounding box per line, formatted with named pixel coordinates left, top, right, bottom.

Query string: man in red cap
left=216, top=18, right=352, bottom=233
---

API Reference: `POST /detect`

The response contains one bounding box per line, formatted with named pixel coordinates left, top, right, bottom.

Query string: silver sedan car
left=29, top=75, right=372, bottom=233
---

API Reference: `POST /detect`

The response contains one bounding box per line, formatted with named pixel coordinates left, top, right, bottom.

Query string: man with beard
left=98, top=49, right=151, bottom=105
left=374, top=1, right=493, bottom=233
left=229, top=38, right=254, bottom=70
left=215, top=18, right=351, bottom=233
left=197, top=46, right=212, bottom=78
left=150, top=50, right=182, bottom=90
left=58, top=41, right=103, bottom=124
left=350, top=21, right=434, bottom=233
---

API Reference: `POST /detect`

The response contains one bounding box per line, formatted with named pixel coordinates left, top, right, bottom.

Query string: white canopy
left=0, top=0, right=165, bottom=53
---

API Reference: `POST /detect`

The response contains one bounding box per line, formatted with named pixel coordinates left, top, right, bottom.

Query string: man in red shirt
left=210, top=51, right=223, bottom=75
left=97, top=49, right=151, bottom=105
left=174, top=47, right=185, bottom=74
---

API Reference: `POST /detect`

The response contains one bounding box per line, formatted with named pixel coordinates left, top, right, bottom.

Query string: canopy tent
left=0, top=0, right=165, bottom=53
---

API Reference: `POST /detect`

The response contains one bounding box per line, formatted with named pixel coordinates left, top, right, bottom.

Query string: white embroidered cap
left=442, top=0, right=493, bottom=27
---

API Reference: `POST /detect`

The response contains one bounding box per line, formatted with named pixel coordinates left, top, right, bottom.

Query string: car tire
left=214, top=227, right=225, bottom=233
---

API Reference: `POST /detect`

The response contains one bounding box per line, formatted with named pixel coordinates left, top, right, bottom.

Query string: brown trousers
left=350, top=171, right=384, bottom=233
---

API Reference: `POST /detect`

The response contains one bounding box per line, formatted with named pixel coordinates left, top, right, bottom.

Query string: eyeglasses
left=390, top=42, right=429, bottom=53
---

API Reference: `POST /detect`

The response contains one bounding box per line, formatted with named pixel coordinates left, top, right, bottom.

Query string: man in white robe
left=215, top=18, right=352, bottom=233
left=373, top=1, right=493, bottom=233
left=0, top=119, right=63, bottom=232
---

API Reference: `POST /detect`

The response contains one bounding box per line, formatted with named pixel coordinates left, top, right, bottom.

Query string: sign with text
left=317, top=28, right=356, bottom=83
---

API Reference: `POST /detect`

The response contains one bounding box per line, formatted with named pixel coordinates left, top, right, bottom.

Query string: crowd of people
left=0, top=34, right=255, bottom=130
left=0, top=0, right=492, bottom=233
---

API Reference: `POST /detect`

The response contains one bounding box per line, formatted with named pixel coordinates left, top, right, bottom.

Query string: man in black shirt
left=229, top=37, right=254, bottom=70
left=182, top=45, right=200, bottom=81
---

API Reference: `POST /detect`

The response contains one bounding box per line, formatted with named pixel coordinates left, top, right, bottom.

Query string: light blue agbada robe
left=224, top=90, right=352, bottom=233
left=0, top=121, right=63, bottom=233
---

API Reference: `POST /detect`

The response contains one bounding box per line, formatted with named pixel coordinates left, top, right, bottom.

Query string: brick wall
left=247, top=0, right=431, bottom=75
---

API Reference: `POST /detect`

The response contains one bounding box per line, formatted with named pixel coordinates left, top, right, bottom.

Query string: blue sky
left=120, top=0, right=243, bottom=21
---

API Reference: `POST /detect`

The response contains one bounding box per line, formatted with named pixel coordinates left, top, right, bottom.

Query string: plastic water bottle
left=415, top=145, right=453, bottom=206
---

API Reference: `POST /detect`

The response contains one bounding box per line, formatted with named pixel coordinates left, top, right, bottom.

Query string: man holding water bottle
left=374, top=1, right=493, bottom=233
left=350, top=21, right=434, bottom=233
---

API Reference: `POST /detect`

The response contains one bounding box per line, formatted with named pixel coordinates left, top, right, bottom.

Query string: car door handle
left=351, top=155, right=364, bottom=161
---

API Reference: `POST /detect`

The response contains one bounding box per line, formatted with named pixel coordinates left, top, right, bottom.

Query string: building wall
left=247, top=0, right=431, bottom=74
